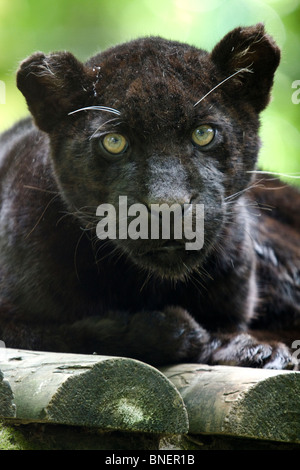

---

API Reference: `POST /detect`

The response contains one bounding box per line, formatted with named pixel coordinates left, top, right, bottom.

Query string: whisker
left=94, top=240, right=117, bottom=264
left=68, top=106, right=121, bottom=116
left=194, top=67, right=253, bottom=107
left=23, top=185, right=58, bottom=195
left=89, top=117, right=121, bottom=140
left=247, top=170, right=300, bottom=179
left=186, top=268, right=208, bottom=292
left=139, top=270, right=155, bottom=292
left=25, top=194, right=60, bottom=239
left=224, top=179, right=265, bottom=202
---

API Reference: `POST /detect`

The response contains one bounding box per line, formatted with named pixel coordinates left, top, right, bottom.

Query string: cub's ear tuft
left=210, top=23, right=280, bottom=112
left=17, top=52, right=93, bottom=132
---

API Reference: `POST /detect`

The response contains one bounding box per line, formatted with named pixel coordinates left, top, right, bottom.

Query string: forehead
left=88, top=38, right=212, bottom=131
left=89, top=37, right=207, bottom=79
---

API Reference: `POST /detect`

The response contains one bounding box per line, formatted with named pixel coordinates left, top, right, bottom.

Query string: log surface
left=0, top=370, right=15, bottom=418
left=1, top=348, right=300, bottom=446
left=161, top=363, right=300, bottom=443
left=0, top=348, right=188, bottom=434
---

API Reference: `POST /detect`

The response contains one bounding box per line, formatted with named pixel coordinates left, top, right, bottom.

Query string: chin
left=121, top=240, right=206, bottom=281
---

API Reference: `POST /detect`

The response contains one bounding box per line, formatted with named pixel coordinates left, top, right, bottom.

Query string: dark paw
left=210, top=333, right=298, bottom=370
left=69, top=306, right=210, bottom=366
left=127, top=306, right=210, bottom=365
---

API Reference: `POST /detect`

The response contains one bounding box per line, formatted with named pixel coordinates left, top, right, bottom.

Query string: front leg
left=64, top=308, right=298, bottom=369
left=0, top=307, right=207, bottom=364
left=64, top=307, right=210, bottom=366
left=2, top=308, right=297, bottom=369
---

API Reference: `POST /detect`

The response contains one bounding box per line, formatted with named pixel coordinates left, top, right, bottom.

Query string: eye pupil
left=102, top=133, right=128, bottom=155
left=192, top=125, right=215, bottom=147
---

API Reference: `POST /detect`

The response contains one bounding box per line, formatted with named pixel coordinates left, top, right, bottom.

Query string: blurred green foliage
left=0, top=0, right=300, bottom=182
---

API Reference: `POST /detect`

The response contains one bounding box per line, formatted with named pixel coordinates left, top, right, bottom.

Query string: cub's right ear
left=17, top=52, right=94, bottom=133
left=210, top=24, right=280, bottom=112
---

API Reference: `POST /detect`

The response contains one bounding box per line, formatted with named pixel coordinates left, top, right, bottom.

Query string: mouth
left=128, top=239, right=204, bottom=280
left=144, top=240, right=185, bottom=253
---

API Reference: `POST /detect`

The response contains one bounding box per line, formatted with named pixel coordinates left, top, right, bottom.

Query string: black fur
left=0, top=24, right=299, bottom=369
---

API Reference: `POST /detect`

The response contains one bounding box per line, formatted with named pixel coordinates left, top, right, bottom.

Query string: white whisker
left=89, top=117, right=121, bottom=140
left=224, top=179, right=265, bottom=202
left=247, top=170, right=300, bottom=179
left=194, top=67, right=253, bottom=108
left=68, top=106, right=121, bottom=116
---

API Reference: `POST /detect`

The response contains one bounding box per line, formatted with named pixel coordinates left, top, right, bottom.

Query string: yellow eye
left=192, top=125, right=215, bottom=147
left=102, top=133, right=128, bottom=155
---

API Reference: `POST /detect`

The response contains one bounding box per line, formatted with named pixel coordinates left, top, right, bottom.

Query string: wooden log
left=0, top=370, right=15, bottom=418
left=0, top=423, right=161, bottom=450
left=161, top=363, right=300, bottom=444
left=0, top=348, right=188, bottom=434
left=2, top=348, right=299, bottom=447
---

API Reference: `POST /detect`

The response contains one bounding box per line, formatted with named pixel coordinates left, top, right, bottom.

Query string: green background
left=1, top=0, right=300, bottom=182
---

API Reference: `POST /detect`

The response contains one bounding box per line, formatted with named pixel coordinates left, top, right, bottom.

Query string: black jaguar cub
left=1, top=24, right=300, bottom=369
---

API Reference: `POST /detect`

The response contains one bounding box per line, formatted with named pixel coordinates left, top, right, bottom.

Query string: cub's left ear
left=210, top=23, right=280, bottom=112
left=17, top=51, right=94, bottom=133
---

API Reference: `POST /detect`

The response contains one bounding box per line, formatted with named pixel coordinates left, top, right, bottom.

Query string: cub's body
left=0, top=25, right=299, bottom=368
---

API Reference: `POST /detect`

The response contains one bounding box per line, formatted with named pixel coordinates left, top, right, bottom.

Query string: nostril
left=143, top=195, right=194, bottom=213
left=189, top=193, right=200, bottom=204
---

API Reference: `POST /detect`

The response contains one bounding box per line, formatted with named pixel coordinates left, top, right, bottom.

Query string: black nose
left=143, top=195, right=193, bottom=215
